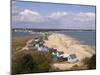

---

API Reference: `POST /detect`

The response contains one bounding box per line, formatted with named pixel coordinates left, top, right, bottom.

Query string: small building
left=52, top=49, right=60, bottom=61
left=67, top=54, right=78, bottom=63
left=37, top=46, right=50, bottom=52
left=34, top=39, right=39, bottom=42
left=34, top=44, right=40, bottom=48
left=60, top=54, right=78, bottom=63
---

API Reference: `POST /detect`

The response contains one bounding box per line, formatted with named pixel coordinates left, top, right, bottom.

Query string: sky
left=12, top=1, right=96, bottom=29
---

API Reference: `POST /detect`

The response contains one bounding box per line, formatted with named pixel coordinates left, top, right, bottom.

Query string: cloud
left=12, top=9, right=46, bottom=23
left=73, top=12, right=95, bottom=22
left=49, top=12, right=68, bottom=19
left=48, top=12, right=95, bottom=29
left=12, top=9, right=95, bottom=29
left=49, top=12, right=95, bottom=22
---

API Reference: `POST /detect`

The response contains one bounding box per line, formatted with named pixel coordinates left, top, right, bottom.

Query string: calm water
left=12, top=31, right=96, bottom=46
left=56, top=31, right=96, bottom=46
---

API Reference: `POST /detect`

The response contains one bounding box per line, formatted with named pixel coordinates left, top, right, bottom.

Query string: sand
left=44, top=33, right=95, bottom=61
left=44, top=33, right=95, bottom=70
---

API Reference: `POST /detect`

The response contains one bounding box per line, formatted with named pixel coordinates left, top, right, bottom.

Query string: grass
left=12, top=36, right=33, bottom=54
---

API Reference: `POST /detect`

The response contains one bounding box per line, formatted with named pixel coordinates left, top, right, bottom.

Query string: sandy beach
left=44, top=33, right=95, bottom=70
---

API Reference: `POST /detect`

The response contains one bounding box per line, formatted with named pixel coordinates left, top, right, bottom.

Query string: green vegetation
left=83, top=54, right=96, bottom=69
left=12, top=36, right=33, bottom=54
left=12, top=52, right=34, bottom=74
left=87, top=54, right=96, bottom=69
left=12, top=51, right=53, bottom=75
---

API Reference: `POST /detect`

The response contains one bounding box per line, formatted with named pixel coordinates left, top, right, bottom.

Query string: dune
left=44, top=33, right=95, bottom=61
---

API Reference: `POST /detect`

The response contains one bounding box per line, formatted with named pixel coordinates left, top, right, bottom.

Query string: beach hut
left=60, top=54, right=78, bottom=63
left=52, top=50, right=60, bottom=61
left=34, top=43, right=40, bottom=48
left=68, top=54, right=78, bottom=63
left=37, top=46, right=49, bottom=52
left=60, top=54, right=69, bottom=61
left=67, top=54, right=78, bottom=63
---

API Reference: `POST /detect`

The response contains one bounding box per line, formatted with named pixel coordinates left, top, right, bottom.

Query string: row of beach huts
left=22, top=36, right=78, bottom=63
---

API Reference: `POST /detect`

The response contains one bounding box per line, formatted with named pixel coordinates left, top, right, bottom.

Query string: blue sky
left=12, top=1, right=96, bottom=29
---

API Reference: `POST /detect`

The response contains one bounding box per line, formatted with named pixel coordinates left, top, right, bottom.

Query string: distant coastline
left=12, top=28, right=95, bottom=32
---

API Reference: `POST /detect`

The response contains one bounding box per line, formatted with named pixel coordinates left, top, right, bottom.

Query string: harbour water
left=12, top=30, right=96, bottom=46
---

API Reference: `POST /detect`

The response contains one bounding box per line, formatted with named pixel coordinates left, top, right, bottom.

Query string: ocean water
left=12, top=31, right=96, bottom=46
left=56, top=31, right=96, bottom=46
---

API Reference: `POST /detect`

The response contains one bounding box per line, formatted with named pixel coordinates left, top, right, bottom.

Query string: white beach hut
left=60, top=54, right=78, bottom=63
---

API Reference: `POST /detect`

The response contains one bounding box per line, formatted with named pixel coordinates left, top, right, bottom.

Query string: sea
left=12, top=30, right=96, bottom=46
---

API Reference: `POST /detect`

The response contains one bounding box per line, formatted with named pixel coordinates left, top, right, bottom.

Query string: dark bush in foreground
left=87, top=54, right=96, bottom=69
left=12, top=51, right=52, bottom=75
left=12, top=52, right=35, bottom=75
left=83, top=54, right=96, bottom=69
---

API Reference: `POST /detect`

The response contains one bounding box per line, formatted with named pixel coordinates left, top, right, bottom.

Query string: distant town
left=12, top=28, right=95, bottom=32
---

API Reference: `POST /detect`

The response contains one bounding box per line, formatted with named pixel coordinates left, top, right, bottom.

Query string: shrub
left=12, top=51, right=52, bottom=74
left=12, top=52, right=35, bottom=75
left=82, top=57, right=90, bottom=65
left=83, top=54, right=96, bottom=69
left=87, top=54, right=96, bottom=69
left=37, top=62, right=51, bottom=72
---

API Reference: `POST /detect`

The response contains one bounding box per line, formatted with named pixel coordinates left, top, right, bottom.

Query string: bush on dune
left=87, top=54, right=96, bottom=69
left=83, top=54, right=96, bottom=69
left=12, top=52, right=35, bottom=75
left=12, top=51, right=52, bottom=75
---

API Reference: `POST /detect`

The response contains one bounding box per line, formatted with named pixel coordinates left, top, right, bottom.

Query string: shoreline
left=44, top=33, right=95, bottom=60
left=44, top=33, right=95, bottom=70
left=12, top=30, right=96, bottom=46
